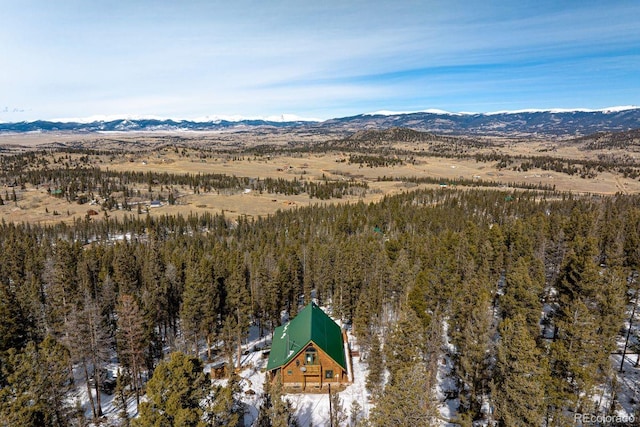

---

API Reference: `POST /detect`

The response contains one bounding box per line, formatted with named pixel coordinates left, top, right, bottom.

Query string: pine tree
left=349, top=400, right=364, bottom=427
left=256, top=376, right=273, bottom=427
left=225, top=253, right=251, bottom=371
left=555, top=236, right=600, bottom=304
left=353, top=292, right=373, bottom=354
left=112, top=241, right=140, bottom=295
left=0, top=336, right=73, bottom=427
left=598, top=201, right=625, bottom=268
left=492, top=315, right=548, bottom=426
left=134, top=352, right=209, bottom=427
left=0, top=280, right=30, bottom=354
left=500, top=256, right=543, bottom=336
left=333, top=240, right=363, bottom=321
left=384, top=308, right=425, bottom=383
left=113, top=368, right=132, bottom=427
left=550, top=236, right=613, bottom=414
left=44, top=239, right=81, bottom=335
left=262, top=265, right=284, bottom=333
left=139, top=242, right=168, bottom=341
left=260, top=372, right=298, bottom=427
left=365, top=333, right=383, bottom=399
left=450, top=279, right=493, bottom=418
left=407, top=277, right=433, bottom=331
left=623, top=208, right=640, bottom=269
left=65, top=305, right=97, bottom=419
left=204, top=373, right=243, bottom=426
left=116, top=294, right=147, bottom=409
left=550, top=298, right=601, bottom=415
left=180, top=257, right=219, bottom=357
left=330, top=386, right=348, bottom=427
left=389, top=249, right=417, bottom=309
left=64, top=293, right=112, bottom=419
left=596, top=268, right=626, bottom=360
left=369, top=364, right=438, bottom=427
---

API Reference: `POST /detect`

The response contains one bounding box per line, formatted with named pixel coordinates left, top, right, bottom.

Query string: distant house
left=266, top=302, right=351, bottom=390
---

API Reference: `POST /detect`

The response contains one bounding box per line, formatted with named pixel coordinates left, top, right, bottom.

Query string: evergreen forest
left=2, top=167, right=640, bottom=425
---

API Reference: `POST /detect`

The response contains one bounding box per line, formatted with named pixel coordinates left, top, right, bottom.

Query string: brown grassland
left=2, top=131, right=640, bottom=225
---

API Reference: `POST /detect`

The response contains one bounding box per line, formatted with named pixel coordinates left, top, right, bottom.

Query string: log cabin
left=266, top=302, right=351, bottom=390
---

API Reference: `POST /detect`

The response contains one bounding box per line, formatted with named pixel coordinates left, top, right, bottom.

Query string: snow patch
left=485, top=106, right=639, bottom=115
left=365, top=108, right=461, bottom=116
left=46, top=113, right=323, bottom=124
left=364, top=106, right=639, bottom=117
left=437, top=319, right=460, bottom=425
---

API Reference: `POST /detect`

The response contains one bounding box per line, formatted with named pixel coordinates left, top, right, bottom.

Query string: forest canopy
left=1, top=185, right=639, bottom=425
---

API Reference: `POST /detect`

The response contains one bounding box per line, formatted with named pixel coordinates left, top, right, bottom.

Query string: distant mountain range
left=319, top=108, right=640, bottom=136
left=1, top=107, right=639, bottom=137
left=0, top=118, right=308, bottom=133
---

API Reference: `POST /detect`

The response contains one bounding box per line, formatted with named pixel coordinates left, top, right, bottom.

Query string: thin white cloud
left=1, top=1, right=638, bottom=121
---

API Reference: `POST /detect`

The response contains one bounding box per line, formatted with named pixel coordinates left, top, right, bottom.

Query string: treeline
left=475, top=152, right=640, bottom=179
left=0, top=161, right=368, bottom=209
left=1, top=188, right=640, bottom=425
left=348, top=154, right=403, bottom=168
left=377, top=174, right=557, bottom=191
left=574, top=129, right=640, bottom=150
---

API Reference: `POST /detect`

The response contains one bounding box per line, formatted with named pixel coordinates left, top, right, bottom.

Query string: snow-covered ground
left=68, top=308, right=468, bottom=426
left=67, top=360, right=140, bottom=425
left=610, top=353, right=640, bottom=417
left=436, top=319, right=460, bottom=426
left=610, top=310, right=640, bottom=419
left=69, top=312, right=372, bottom=426
left=606, top=286, right=640, bottom=420
left=226, top=325, right=372, bottom=427
left=278, top=353, right=370, bottom=427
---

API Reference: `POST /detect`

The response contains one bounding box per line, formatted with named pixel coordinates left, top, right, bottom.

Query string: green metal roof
left=266, top=302, right=346, bottom=371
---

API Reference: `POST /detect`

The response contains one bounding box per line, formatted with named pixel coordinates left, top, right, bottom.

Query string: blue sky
left=1, top=0, right=639, bottom=121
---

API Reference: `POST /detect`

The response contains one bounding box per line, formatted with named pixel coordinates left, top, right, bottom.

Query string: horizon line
left=1, top=105, right=639, bottom=124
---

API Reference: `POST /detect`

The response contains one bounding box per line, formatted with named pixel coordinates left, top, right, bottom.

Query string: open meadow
left=2, top=130, right=640, bottom=225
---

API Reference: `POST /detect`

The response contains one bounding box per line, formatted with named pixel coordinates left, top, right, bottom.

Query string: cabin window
left=287, top=370, right=293, bottom=375
left=305, top=345, right=317, bottom=365
left=325, top=370, right=333, bottom=379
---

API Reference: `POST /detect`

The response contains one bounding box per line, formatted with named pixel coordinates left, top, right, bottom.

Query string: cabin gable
left=266, top=303, right=351, bottom=390
left=278, top=340, right=348, bottom=389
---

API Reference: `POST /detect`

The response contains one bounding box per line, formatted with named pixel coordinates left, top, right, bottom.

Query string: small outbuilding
left=266, top=302, right=351, bottom=391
